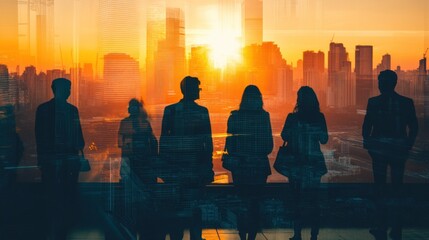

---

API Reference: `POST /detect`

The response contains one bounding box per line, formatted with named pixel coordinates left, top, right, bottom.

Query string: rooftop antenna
left=424, top=48, right=428, bottom=59
left=330, top=33, right=335, bottom=43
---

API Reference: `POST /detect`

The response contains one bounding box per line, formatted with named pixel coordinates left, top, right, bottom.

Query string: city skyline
left=0, top=0, right=428, bottom=72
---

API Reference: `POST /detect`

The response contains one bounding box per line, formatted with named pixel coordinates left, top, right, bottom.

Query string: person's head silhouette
left=127, top=98, right=148, bottom=119
left=294, top=86, right=320, bottom=114
left=51, top=78, right=71, bottom=102
left=239, top=85, right=263, bottom=111
left=180, top=76, right=201, bottom=101
left=378, top=69, right=397, bottom=94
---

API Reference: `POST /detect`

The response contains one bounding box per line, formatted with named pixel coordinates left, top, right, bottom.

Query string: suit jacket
left=35, top=99, right=84, bottom=166
left=362, top=92, right=418, bottom=154
left=159, top=99, right=214, bottom=184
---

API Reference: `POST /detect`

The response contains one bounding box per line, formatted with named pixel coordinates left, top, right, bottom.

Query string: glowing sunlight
left=208, top=31, right=242, bottom=69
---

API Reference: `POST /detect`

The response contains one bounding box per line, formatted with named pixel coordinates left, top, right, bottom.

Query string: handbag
left=221, top=146, right=240, bottom=172
left=79, top=150, right=91, bottom=172
left=273, top=141, right=297, bottom=178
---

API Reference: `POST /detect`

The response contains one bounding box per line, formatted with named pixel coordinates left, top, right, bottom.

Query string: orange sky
left=2, top=0, right=428, bottom=71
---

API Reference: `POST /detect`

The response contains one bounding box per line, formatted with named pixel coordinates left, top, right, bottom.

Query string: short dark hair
left=180, top=76, right=200, bottom=96
left=51, top=78, right=71, bottom=91
left=378, top=70, right=397, bottom=92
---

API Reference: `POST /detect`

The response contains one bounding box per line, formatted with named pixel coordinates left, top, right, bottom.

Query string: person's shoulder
left=368, top=95, right=380, bottom=102
left=394, top=92, right=413, bottom=104
left=287, top=112, right=297, bottom=119
left=36, top=99, right=53, bottom=112
left=195, top=104, right=209, bottom=113
left=67, top=102, right=79, bottom=111
left=163, top=103, right=177, bottom=113
left=230, top=110, right=239, bottom=116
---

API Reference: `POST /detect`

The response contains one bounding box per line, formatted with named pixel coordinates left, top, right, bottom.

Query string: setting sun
left=208, top=30, right=242, bottom=69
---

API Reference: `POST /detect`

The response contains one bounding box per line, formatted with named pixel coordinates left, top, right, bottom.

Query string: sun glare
left=208, top=31, right=242, bottom=69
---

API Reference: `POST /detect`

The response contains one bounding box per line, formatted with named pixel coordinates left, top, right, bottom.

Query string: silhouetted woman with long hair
left=118, top=98, right=159, bottom=239
left=119, top=98, right=158, bottom=183
left=225, top=85, right=273, bottom=240
left=281, top=86, right=328, bottom=240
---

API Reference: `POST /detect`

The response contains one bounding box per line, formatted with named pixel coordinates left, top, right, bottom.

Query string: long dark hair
left=128, top=98, right=148, bottom=119
left=293, top=86, right=320, bottom=115
left=239, top=85, right=264, bottom=111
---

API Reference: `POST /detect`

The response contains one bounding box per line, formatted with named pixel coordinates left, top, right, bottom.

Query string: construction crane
left=424, top=48, right=428, bottom=59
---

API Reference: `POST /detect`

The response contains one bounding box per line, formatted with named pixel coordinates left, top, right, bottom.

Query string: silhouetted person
left=363, top=70, right=418, bottom=240
left=0, top=105, right=24, bottom=237
left=119, top=98, right=158, bottom=184
left=35, top=78, right=85, bottom=240
left=281, top=86, right=328, bottom=240
left=118, top=98, right=160, bottom=239
left=159, top=76, right=214, bottom=240
left=225, top=85, right=273, bottom=240
left=0, top=105, right=24, bottom=188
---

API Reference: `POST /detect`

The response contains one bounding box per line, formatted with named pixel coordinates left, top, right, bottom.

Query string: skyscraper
left=103, top=53, right=140, bottom=106
left=0, top=65, right=10, bottom=105
left=153, top=8, right=186, bottom=104
left=419, top=56, right=429, bottom=128
left=242, top=0, right=263, bottom=46
left=355, top=45, right=373, bottom=108
left=146, top=0, right=166, bottom=103
left=32, top=0, right=55, bottom=70
left=328, top=42, right=354, bottom=108
left=98, top=0, right=140, bottom=60
left=303, top=50, right=324, bottom=100
left=0, top=0, right=19, bottom=68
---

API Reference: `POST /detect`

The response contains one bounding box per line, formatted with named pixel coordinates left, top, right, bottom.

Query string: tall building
left=328, top=43, right=354, bottom=108
left=303, top=50, right=325, bottom=102
left=241, top=42, right=287, bottom=97
left=355, top=45, right=373, bottom=108
left=32, top=0, right=55, bottom=70
left=380, top=54, right=391, bottom=71
left=374, top=54, right=392, bottom=94
left=153, top=8, right=186, bottom=104
left=103, top=53, right=140, bottom=106
left=98, top=0, right=140, bottom=60
left=0, top=0, right=19, bottom=68
left=420, top=56, right=429, bottom=128
left=0, top=65, right=10, bottom=105
left=146, top=0, right=166, bottom=103
left=189, top=46, right=217, bottom=92
left=242, top=0, right=263, bottom=46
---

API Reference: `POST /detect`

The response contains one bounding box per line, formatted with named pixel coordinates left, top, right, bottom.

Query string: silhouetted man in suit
left=35, top=78, right=85, bottom=240
left=159, top=76, right=214, bottom=240
left=363, top=70, right=418, bottom=240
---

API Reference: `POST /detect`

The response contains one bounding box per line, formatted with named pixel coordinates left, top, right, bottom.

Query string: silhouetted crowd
left=0, top=70, right=418, bottom=240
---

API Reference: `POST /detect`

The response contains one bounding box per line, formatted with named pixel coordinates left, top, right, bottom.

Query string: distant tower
left=328, top=42, right=354, bottom=108
left=0, top=65, right=10, bottom=105
left=420, top=55, right=429, bottom=129
left=103, top=53, right=140, bottom=106
left=0, top=0, right=19, bottom=69
left=242, top=0, right=263, bottom=46
left=355, top=45, right=373, bottom=108
left=146, top=0, right=166, bottom=104
left=30, top=0, right=55, bottom=70
left=153, top=8, right=186, bottom=104
left=98, top=0, right=140, bottom=59
left=380, top=54, right=391, bottom=71
left=303, top=50, right=324, bottom=99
